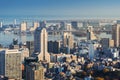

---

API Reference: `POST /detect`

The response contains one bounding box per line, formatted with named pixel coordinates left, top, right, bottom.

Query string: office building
left=48, top=41, right=60, bottom=54
left=40, top=21, right=46, bottom=28
left=0, top=49, right=22, bottom=79
left=88, top=42, right=100, bottom=61
left=112, top=21, right=120, bottom=47
left=87, top=26, right=97, bottom=40
left=63, top=32, right=74, bottom=49
left=60, top=21, right=66, bottom=30
left=88, top=43, right=95, bottom=61
left=20, top=48, right=29, bottom=62
left=100, top=38, right=114, bottom=49
left=71, top=21, right=78, bottom=29
left=20, top=21, right=27, bottom=32
left=34, top=27, right=50, bottom=62
left=65, top=24, right=72, bottom=31
left=26, top=41, right=34, bottom=56
left=33, top=22, right=39, bottom=30
left=26, top=62, right=44, bottom=80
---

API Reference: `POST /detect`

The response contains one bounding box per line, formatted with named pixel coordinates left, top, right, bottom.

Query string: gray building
left=48, top=41, right=60, bottom=54
left=40, top=21, right=46, bottom=28
left=0, top=49, right=22, bottom=80
left=26, top=62, right=44, bottom=80
left=26, top=41, right=34, bottom=56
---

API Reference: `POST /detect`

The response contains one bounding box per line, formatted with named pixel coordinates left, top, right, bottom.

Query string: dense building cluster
left=0, top=19, right=120, bottom=80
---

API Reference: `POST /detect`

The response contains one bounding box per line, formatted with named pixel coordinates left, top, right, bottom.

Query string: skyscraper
left=88, top=43, right=95, bottom=61
left=34, top=27, right=50, bottom=62
left=63, top=32, right=74, bottom=49
left=0, top=49, right=22, bottom=79
left=48, top=41, right=60, bottom=54
left=71, top=21, right=78, bottom=29
left=65, top=24, right=72, bottom=31
left=33, top=22, right=39, bottom=30
left=40, top=21, right=46, bottom=28
left=112, top=21, right=120, bottom=47
left=87, top=26, right=97, bottom=40
left=20, top=21, right=27, bottom=32
left=60, top=21, right=66, bottom=30
left=100, top=38, right=114, bottom=49
left=26, top=41, right=34, bottom=56
left=26, top=62, right=44, bottom=80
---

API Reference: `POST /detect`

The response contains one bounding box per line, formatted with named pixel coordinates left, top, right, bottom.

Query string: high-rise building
left=63, top=32, right=74, bottom=49
left=0, top=49, right=22, bottom=79
left=60, top=21, right=66, bottom=30
left=87, top=26, right=97, bottom=40
left=33, top=22, right=39, bottom=30
left=48, top=41, right=60, bottom=54
left=40, top=21, right=46, bottom=28
left=34, top=27, right=50, bottom=62
left=20, top=21, right=27, bottom=32
left=20, top=48, right=29, bottom=62
left=71, top=21, right=78, bottom=29
left=112, top=21, right=120, bottom=47
left=65, top=24, right=72, bottom=31
left=26, top=41, right=34, bottom=56
left=88, top=42, right=100, bottom=61
left=88, top=43, right=95, bottom=61
left=100, top=38, right=114, bottom=49
left=26, top=62, right=44, bottom=80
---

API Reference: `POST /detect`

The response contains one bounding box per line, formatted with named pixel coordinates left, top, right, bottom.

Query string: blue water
left=0, top=31, right=112, bottom=47
left=0, top=15, right=112, bottom=47
left=0, top=32, right=62, bottom=47
left=0, top=32, right=33, bottom=47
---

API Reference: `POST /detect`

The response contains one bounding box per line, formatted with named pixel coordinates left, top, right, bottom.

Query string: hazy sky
left=0, top=0, right=120, bottom=18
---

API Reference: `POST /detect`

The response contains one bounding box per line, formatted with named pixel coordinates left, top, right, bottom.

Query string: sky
left=0, top=0, right=120, bottom=18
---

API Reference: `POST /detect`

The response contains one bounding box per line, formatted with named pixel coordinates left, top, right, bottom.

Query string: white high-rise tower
left=34, top=27, right=50, bottom=62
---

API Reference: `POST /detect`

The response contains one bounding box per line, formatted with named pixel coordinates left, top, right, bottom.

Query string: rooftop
left=0, top=49, right=21, bottom=54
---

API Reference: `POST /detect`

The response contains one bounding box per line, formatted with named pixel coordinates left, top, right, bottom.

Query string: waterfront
left=0, top=31, right=112, bottom=47
left=0, top=31, right=62, bottom=47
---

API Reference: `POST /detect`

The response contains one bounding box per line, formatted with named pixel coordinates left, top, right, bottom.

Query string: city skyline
left=0, top=0, right=120, bottom=19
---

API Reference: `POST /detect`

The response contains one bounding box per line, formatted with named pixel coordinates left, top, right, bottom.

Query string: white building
left=0, top=49, right=22, bottom=79
left=63, top=32, right=74, bottom=49
left=20, top=48, right=29, bottom=63
left=33, top=22, right=39, bottom=30
left=65, top=24, right=72, bottom=31
left=34, top=27, right=50, bottom=62
left=20, top=21, right=27, bottom=32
